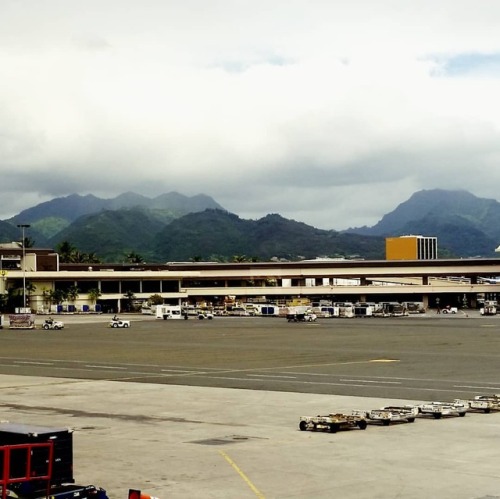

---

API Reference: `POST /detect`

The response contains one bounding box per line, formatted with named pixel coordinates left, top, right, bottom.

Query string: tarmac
left=2, top=372, right=500, bottom=499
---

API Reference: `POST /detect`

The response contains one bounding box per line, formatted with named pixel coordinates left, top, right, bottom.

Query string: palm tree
left=88, top=288, right=102, bottom=312
left=148, top=294, right=163, bottom=306
left=55, top=242, right=102, bottom=264
left=40, top=288, right=66, bottom=312
left=85, top=252, right=101, bottom=264
left=67, top=285, right=79, bottom=311
left=126, top=252, right=145, bottom=264
left=0, top=292, right=8, bottom=313
left=25, top=281, right=36, bottom=310
left=56, top=241, right=77, bottom=263
left=123, top=290, right=136, bottom=312
left=232, top=255, right=249, bottom=263
left=42, top=288, right=54, bottom=313
left=23, top=236, right=35, bottom=248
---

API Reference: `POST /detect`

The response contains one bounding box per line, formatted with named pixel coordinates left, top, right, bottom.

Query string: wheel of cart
left=382, top=419, right=391, bottom=426
left=357, top=420, right=368, bottom=430
left=329, top=423, right=339, bottom=433
left=299, top=421, right=308, bottom=431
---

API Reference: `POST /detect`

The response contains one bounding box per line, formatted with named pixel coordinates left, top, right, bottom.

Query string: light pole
left=17, top=224, right=30, bottom=312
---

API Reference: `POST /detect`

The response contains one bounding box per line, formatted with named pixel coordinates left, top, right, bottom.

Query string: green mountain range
left=153, top=211, right=384, bottom=262
left=2, top=188, right=499, bottom=262
left=345, top=189, right=500, bottom=258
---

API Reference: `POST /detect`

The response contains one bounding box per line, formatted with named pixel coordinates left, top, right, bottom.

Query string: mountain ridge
left=7, top=191, right=225, bottom=240
left=2, top=188, right=499, bottom=262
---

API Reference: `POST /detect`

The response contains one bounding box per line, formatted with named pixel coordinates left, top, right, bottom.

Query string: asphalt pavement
left=1, top=311, right=500, bottom=498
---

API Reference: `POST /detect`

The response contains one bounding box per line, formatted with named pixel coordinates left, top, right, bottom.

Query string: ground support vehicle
left=480, top=301, right=497, bottom=315
left=156, top=305, right=182, bottom=320
left=380, top=405, right=420, bottom=421
left=8, top=314, right=35, bottom=329
left=1, top=483, right=110, bottom=499
left=299, top=413, right=367, bottom=433
left=286, top=307, right=317, bottom=322
left=334, top=303, right=355, bottom=318
left=402, top=301, right=426, bottom=314
left=373, top=302, right=409, bottom=317
left=353, top=304, right=373, bottom=318
left=351, top=408, right=416, bottom=426
left=42, top=319, right=64, bottom=330
left=198, top=312, right=214, bottom=320
left=287, top=313, right=317, bottom=322
left=311, top=306, right=339, bottom=318
left=109, top=318, right=130, bottom=328
left=441, top=306, right=458, bottom=314
left=455, top=395, right=500, bottom=413
left=418, top=401, right=467, bottom=419
left=0, top=423, right=109, bottom=499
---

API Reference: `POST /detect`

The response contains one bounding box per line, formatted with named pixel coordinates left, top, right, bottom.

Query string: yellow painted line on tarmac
left=219, top=450, right=266, bottom=499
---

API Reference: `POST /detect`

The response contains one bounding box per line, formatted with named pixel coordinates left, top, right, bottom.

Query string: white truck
left=418, top=401, right=467, bottom=419
left=156, top=305, right=183, bottom=320
left=480, top=301, right=497, bottom=315
left=299, top=413, right=367, bottom=433
left=286, top=307, right=317, bottom=322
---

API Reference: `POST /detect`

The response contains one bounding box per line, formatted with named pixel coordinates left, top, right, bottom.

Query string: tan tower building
left=386, top=235, right=438, bottom=260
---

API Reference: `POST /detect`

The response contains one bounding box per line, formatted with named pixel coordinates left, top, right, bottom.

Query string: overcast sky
left=2, top=1, right=500, bottom=230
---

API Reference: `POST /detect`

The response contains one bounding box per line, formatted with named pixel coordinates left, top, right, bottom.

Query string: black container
left=0, top=423, right=74, bottom=487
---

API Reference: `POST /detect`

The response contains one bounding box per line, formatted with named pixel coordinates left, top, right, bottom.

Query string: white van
left=156, top=305, right=183, bottom=320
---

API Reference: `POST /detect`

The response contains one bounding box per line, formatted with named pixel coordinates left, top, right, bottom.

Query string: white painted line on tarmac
left=15, top=361, right=54, bottom=365
left=84, top=365, right=127, bottom=370
left=199, top=376, right=492, bottom=394
left=454, top=385, right=500, bottom=390
left=340, top=379, right=401, bottom=384
left=161, top=369, right=197, bottom=373
left=246, top=374, right=297, bottom=379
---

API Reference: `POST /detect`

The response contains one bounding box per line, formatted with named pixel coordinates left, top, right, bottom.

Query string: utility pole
left=17, top=224, right=30, bottom=312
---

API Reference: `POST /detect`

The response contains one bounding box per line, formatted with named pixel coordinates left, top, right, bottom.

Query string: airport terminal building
left=1, top=242, right=500, bottom=313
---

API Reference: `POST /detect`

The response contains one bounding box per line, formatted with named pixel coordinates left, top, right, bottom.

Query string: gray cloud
left=1, top=1, right=500, bottom=230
